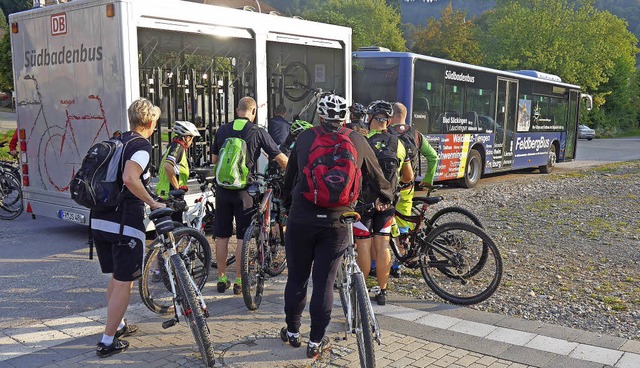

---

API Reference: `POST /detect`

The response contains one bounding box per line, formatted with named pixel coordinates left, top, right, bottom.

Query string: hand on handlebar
left=374, top=198, right=390, bottom=212
left=150, top=200, right=166, bottom=210
left=179, top=185, right=189, bottom=192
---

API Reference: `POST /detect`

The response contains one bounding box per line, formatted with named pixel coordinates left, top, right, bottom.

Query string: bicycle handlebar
left=293, top=81, right=323, bottom=95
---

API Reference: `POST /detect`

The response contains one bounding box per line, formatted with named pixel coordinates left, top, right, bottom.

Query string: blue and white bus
left=352, top=48, right=592, bottom=188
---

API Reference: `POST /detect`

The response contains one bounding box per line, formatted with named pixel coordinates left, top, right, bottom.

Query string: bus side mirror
left=581, top=93, right=593, bottom=111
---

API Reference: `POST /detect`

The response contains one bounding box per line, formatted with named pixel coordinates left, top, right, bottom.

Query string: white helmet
left=317, top=93, right=348, bottom=121
left=173, top=121, right=200, bottom=137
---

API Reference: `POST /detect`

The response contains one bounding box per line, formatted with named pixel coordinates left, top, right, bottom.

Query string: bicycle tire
left=425, top=206, right=488, bottom=278
left=282, top=62, right=311, bottom=102
left=171, top=253, right=216, bottom=367
left=241, top=222, right=265, bottom=310
left=428, top=206, right=483, bottom=229
left=419, top=222, right=502, bottom=305
left=353, top=273, right=376, bottom=368
left=139, top=227, right=211, bottom=315
left=336, top=260, right=349, bottom=319
left=265, top=223, right=286, bottom=276
left=0, top=171, right=23, bottom=220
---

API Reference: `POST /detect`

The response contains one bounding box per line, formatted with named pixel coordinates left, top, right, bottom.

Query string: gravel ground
left=387, top=160, right=640, bottom=341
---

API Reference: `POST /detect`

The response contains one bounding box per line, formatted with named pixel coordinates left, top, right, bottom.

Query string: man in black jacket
left=280, top=93, right=393, bottom=359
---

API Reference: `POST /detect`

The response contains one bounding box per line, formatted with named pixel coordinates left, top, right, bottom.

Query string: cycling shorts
left=213, top=188, right=256, bottom=239
left=353, top=207, right=395, bottom=238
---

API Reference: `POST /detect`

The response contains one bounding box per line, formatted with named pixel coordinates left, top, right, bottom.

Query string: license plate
left=58, top=210, right=86, bottom=224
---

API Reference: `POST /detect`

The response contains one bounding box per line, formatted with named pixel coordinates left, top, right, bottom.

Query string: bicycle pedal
left=162, top=319, right=177, bottom=329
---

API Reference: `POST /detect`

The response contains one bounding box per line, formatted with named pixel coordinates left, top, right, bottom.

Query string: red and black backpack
left=302, top=126, right=361, bottom=207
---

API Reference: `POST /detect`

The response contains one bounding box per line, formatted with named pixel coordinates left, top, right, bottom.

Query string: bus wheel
left=459, top=149, right=482, bottom=188
left=539, top=144, right=556, bottom=174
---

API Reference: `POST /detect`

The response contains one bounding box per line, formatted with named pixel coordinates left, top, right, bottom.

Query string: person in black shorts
left=91, top=98, right=166, bottom=358
left=211, top=96, right=288, bottom=295
left=280, top=93, right=393, bottom=358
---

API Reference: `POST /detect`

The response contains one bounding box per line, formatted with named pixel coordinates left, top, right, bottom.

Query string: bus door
left=495, top=78, right=518, bottom=168
left=565, top=90, right=580, bottom=160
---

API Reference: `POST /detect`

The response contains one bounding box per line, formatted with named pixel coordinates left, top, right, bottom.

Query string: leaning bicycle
left=240, top=173, right=287, bottom=311
left=391, top=186, right=502, bottom=305
left=0, top=147, right=23, bottom=220
left=335, top=204, right=380, bottom=368
left=141, top=204, right=214, bottom=367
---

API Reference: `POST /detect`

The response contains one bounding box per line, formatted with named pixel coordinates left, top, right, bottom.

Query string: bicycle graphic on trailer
left=17, top=74, right=111, bottom=191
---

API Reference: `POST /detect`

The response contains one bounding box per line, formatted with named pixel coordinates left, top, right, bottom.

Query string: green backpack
left=215, top=119, right=251, bottom=189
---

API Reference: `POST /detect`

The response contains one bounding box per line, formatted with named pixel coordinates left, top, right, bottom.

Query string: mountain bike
left=0, top=149, right=23, bottom=220
left=335, top=203, right=380, bottom=368
left=240, top=173, right=287, bottom=311
left=391, top=186, right=503, bottom=305
left=290, top=81, right=332, bottom=123
left=185, top=167, right=237, bottom=269
left=143, top=204, right=215, bottom=367
left=139, top=192, right=211, bottom=315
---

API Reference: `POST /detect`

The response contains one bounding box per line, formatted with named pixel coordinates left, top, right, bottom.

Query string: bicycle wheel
left=336, top=260, right=349, bottom=319
left=0, top=171, right=23, bottom=220
left=171, top=254, right=215, bottom=367
left=419, top=222, right=502, bottom=305
left=353, top=273, right=376, bottom=368
left=241, top=222, right=265, bottom=310
left=265, top=223, right=286, bottom=276
left=282, top=62, right=311, bottom=102
left=428, top=206, right=483, bottom=228
left=426, top=206, right=488, bottom=277
left=139, top=228, right=211, bottom=314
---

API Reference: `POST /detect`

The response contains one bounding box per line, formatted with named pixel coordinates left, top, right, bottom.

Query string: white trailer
left=10, top=0, right=352, bottom=225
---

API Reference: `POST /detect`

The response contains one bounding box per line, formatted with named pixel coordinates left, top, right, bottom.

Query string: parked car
left=578, top=124, right=595, bottom=140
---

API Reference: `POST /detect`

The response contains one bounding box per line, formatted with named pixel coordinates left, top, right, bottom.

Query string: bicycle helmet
left=173, top=120, right=201, bottom=137
left=316, top=93, right=349, bottom=121
left=349, top=103, right=366, bottom=119
left=290, top=120, right=313, bottom=136
left=367, top=100, right=394, bottom=118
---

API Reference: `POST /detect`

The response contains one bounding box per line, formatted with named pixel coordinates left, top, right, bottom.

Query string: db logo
left=51, top=13, right=67, bottom=36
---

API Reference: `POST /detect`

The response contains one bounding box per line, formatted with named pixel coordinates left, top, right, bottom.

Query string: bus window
left=414, top=60, right=444, bottom=134
left=465, top=72, right=495, bottom=133
left=353, top=57, right=399, bottom=106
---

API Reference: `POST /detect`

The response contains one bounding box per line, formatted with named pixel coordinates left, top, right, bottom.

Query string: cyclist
left=211, top=96, right=288, bottom=295
left=92, top=98, right=166, bottom=358
left=281, top=93, right=393, bottom=358
left=279, top=119, right=313, bottom=155
left=354, top=100, right=414, bottom=305
left=7, top=130, right=18, bottom=158
left=155, top=120, right=201, bottom=222
left=266, top=119, right=313, bottom=179
left=346, top=103, right=368, bottom=135
left=387, top=102, right=439, bottom=278
left=267, top=104, right=291, bottom=146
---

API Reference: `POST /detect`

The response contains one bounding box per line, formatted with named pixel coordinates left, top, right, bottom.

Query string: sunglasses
left=373, top=116, right=388, bottom=122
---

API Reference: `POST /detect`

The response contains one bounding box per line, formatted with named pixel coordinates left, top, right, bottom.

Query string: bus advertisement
left=352, top=49, right=592, bottom=188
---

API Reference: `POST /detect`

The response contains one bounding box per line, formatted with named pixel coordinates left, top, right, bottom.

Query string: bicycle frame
left=150, top=231, right=210, bottom=320
left=184, top=183, right=215, bottom=231
left=339, top=213, right=382, bottom=345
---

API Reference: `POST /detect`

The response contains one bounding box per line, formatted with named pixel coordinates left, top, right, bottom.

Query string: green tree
left=0, top=1, right=31, bottom=92
left=476, top=0, right=639, bottom=131
left=410, top=2, right=484, bottom=64
left=304, top=0, right=406, bottom=51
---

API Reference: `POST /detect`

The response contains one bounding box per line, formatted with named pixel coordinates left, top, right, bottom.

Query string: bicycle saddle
left=413, top=196, right=444, bottom=205
left=169, top=189, right=186, bottom=198
left=340, top=211, right=361, bottom=224
left=192, top=167, right=214, bottom=178
left=149, top=207, right=174, bottom=221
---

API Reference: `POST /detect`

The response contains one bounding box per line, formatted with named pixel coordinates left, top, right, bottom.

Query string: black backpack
left=366, top=131, right=400, bottom=193
left=389, top=124, right=419, bottom=171
left=70, top=135, right=141, bottom=212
